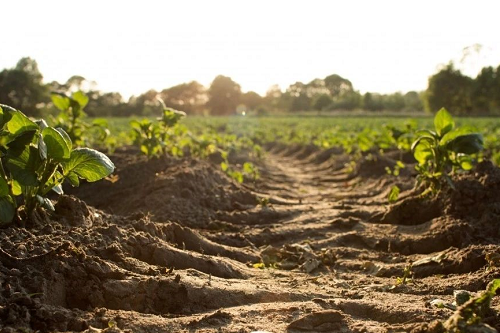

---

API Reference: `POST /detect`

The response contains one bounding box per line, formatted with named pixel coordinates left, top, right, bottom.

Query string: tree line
left=1, top=57, right=499, bottom=116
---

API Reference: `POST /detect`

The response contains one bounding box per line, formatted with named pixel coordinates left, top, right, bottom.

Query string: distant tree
left=87, top=91, right=125, bottom=117
left=425, top=64, right=473, bottom=115
left=471, top=66, right=498, bottom=113
left=263, top=85, right=287, bottom=112
left=363, top=92, right=382, bottom=111
left=331, top=91, right=362, bottom=111
left=384, top=92, right=405, bottom=111
left=313, top=94, right=333, bottom=111
left=207, top=75, right=241, bottom=115
left=0, top=57, right=49, bottom=115
left=128, top=89, right=159, bottom=116
left=241, top=91, right=263, bottom=111
left=159, top=81, right=207, bottom=115
left=403, top=91, right=423, bottom=111
left=324, top=74, right=353, bottom=98
left=286, top=81, right=311, bottom=112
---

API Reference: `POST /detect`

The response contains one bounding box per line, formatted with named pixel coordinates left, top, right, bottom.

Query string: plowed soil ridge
left=1, top=145, right=500, bottom=333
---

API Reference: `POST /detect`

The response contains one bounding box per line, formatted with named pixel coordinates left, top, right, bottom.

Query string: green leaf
left=42, top=127, right=71, bottom=160
left=439, top=126, right=476, bottom=147
left=434, top=108, right=455, bottom=137
left=6, top=145, right=40, bottom=186
left=457, top=154, right=474, bottom=170
left=447, top=133, right=484, bottom=155
left=71, top=91, right=89, bottom=109
left=6, top=111, right=38, bottom=136
left=11, top=180, right=22, bottom=196
left=55, top=128, right=73, bottom=150
left=0, top=177, right=9, bottom=196
left=38, top=133, right=47, bottom=160
left=0, top=104, right=15, bottom=128
left=66, top=172, right=80, bottom=187
left=413, top=141, right=433, bottom=165
left=388, top=185, right=400, bottom=204
left=62, top=148, right=114, bottom=182
left=51, top=93, right=71, bottom=111
left=0, top=196, right=15, bottom=224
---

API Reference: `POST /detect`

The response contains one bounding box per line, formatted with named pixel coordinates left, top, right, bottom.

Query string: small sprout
left=388, top=185, right=400, bottom=204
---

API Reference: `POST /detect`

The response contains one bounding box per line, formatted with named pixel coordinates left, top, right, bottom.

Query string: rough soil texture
left=1, top=145, right=500, bottom=333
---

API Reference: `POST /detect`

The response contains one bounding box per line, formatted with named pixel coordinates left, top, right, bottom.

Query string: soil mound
left=67, top=147, right=257, bottom=228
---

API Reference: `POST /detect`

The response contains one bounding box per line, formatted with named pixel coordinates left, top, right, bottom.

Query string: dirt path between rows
left=1, top=145, right=500, bottom=332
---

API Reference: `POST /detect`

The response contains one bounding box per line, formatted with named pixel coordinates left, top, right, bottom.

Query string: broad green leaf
left=42, top=127, right=71, bottom=160
left=413, top=141, right=433, bottom=165
left=6, top=111, right=38, bottom=136
left=0, top=196, right=15, bottom=224
left=11, top=180, right=21, bottom=196
left=0, top=177, right=9, bottom=196
left=410, top=135, right=434, bottom=152
left=447, top=134, right=484, bottom=155
left=72, top=91, right=89, bottom=109
left=434, top=108, right=454, bottom=137
left=6, top=145, right=40, bottom=186
left=388, top=185, right=400, bottom=204
left=0, top=104, right=15, bottom=128
left=66, top=172, right=80, bottom=187
left=51, top=94, right=71, bottom=111
left=6, top=130, right=36, bottom=155
left=62, top=148, right=114, bottom=182
left=439, top=126, right=476, bottom=147
left=55, top=128, right=73, bottom=151
left=38, top=134, right=47, bottom=160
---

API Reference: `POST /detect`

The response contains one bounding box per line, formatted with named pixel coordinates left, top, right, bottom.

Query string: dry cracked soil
left=1, top=144, right=500, bottom=332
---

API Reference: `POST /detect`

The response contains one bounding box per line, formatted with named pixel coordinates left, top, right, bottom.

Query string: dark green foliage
left=426, top=64, right=474, bottom=115
left=0, top=104, right=114, bottom=224
left=412, top=108, right=483, bottom=194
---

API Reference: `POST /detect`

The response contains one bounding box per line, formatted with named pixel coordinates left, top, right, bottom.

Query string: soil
left=1, top=145, right=500, bottom=333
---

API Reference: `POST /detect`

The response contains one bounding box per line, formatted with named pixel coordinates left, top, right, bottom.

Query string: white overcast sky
left=2, top=1, right=499, bottom=99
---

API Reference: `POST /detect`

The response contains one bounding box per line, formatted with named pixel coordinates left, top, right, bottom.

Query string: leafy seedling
left=388, top=185, right=400, bottom=204
left=441, top=279, right=500, bottom=332
left=411, top=108, right=483, bottom=195
left=0, top=104, right=114, bottom=224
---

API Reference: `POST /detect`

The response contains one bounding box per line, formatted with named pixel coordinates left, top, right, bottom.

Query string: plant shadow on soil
left=1, top=145, right=500, bottom=332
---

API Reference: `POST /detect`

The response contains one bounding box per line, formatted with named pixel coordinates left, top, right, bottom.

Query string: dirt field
left=1, top=145, right=500, bottom=332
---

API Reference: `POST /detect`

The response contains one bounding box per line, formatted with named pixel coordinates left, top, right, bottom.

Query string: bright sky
left=2, top=1, right=500, bottom=99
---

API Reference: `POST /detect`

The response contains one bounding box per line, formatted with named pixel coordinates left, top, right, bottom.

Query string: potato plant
left=0, top=104, right=115, bottom=224
left=130, top=102, right=186, bottom=158
left=411, top=108, right=484, bottom=194
left=51, top=91, right=110, bottom=147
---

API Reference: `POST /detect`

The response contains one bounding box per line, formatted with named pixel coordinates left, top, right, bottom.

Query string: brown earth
left=1, top=145, right=500, bottom=333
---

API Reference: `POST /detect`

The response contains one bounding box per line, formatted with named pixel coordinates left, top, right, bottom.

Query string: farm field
left=2, top=109, right=500, bottom=332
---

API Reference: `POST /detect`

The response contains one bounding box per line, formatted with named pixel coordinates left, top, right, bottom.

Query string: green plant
left=130, top=100, right=186, bottom=159
left=411, top=108, right=484, bottom=195
left=395, top=264, right=413, bottom=285
left=442, top=279, right=500, bottom=332
left=0, top=104, right=114, bottom=224
left=388, top=185, right=400, bottom=204
left=51, top=91, right=109, bottom=147
left=242, top=162, right=259, bottom=183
